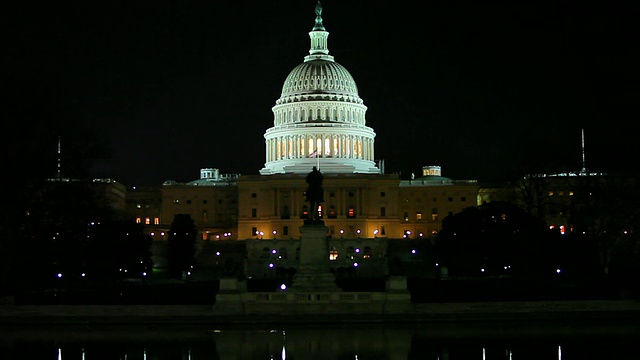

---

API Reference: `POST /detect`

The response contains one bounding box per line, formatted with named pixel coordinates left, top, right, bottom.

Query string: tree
left=568, top=174, right=640, bottom=279
left=167, top=214, right=197, bottom=278
left=436, top=201, right=556, bottom=278
left=87, top=220, right=153, bottom=281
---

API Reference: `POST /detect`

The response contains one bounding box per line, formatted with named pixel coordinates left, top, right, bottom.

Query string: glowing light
left=280, top=283, right=287, bottom=291
left=411, top=249, right=417, bottom=254
left=57, top=273, right=63, bottom=278
left=373, top=229, right=379, bottom=235
left=269, top=263, right=275, bottom=268
left=272, top=249, right=277, bottom=254
left=556, top=268, right=562, bottom=274
left=216, top=251, right=221, bottom=256
left=353, top=262, right=359, bottom=267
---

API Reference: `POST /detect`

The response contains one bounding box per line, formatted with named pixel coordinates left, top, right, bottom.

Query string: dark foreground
left=2, top=300, right=640, bottom=327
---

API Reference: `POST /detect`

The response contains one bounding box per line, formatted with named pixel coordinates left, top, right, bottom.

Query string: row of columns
left=266, top=134, right=374, bottom=162
left=273, top=106, right=365, bottom=126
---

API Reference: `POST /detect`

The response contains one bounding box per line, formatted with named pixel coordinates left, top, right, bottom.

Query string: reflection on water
left=1, top=321, right=639, bottom=359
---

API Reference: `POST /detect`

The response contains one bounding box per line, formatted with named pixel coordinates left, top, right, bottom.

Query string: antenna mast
left=57, top=135, right=62, bottom=180
left=581, top=129, right=586, bottom=173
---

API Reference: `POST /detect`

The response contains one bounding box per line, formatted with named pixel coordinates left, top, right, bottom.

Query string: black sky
left=4, top=1, right=639, bottom=186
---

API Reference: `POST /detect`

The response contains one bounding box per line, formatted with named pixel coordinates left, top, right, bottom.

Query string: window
left=251, top=208, right=257, bottom=218
left=145, top=217, right=150, bottom=225
left=252, top=227, right=258, bottom=236
left=154, top=217, right=159, bottom=225
left=283, top=226, right=289, bottom=236
left=136, top=204, right=141, bottom=209
left=460, top=197, right=466, bottom=202
left=251, top=193, right=257, bottom=198
left=380, top=191, right=386, bottom=197
left=416, top=212, right=422, bottom=220
left=380, top=207, right=386, bottom=217
left=447, top=197, right=453, bottom=202
left=186, top=200, right=192, bottom=205
left=329, top=249, right=339, bottom=261
left=548, top=191, right=554, bottom=196
left=202, top=210, right=208, bottom=223
left=363, top=246, right=372, bottom=259
left=432, top=213, right=438, bottom=221
left=347, top=207, right=356, bottom=218
left=301, top=206, right=309, bottom=219
left=203, top=199, right=207, bottom=204
left=135, top=217, right=141, bottom=224
left=281, top=205, right=291, bottom=219
left=173, top=199, right=179, bottom=204
left=348, top=191, right=354, bottom=197
left=328, top=206, right=337, bottom=219
left=404, top=212, right=409, bottom=222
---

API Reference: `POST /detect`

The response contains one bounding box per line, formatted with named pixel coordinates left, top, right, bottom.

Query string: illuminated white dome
left=260, top=2, right=379, bottom=175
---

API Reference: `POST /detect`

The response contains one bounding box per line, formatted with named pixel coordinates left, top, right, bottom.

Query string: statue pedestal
left=291, top=221, right=341, bottom=291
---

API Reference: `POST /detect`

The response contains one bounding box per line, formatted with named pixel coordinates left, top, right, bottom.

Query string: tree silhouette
left=167, top=214, right=197, bottom=278
left=436, top=201, right=556, bottom=278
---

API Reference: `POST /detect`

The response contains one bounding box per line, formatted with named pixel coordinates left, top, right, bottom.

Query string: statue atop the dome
left=305, top=166, right=324, bottom=222
left=313, top=1, right=325, bottom=31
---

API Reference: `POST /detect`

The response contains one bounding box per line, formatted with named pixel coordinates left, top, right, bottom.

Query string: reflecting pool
left=1, top=321, right=639, bottom=359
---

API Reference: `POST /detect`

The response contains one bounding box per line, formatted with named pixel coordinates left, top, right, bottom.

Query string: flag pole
left=317, top=149, right=320, bottom=169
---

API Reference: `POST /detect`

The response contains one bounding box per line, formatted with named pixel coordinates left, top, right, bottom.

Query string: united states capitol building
left=126, top=3, right=477, bottom=242
left=120, top=3, right=594, bottom=276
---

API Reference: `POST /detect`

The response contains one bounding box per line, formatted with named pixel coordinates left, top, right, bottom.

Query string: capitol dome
left=260, top=2, right=380, bottom=175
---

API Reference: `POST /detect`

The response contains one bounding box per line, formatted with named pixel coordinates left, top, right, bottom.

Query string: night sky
left=4, top=1, right=638, bottom=186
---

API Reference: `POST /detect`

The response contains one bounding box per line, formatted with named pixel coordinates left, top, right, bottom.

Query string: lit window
left=251, top=208, right=257, bottom=218
left=569, top=191, right=574, bottom=196
left=559, top=225, right=566, bottom=235
left=154, top=217, right=159, bottom=225
left=431, top=214, right=438, bottom=221
left=347, top=207, right=356, bottom=218
left=548, top=191, right=554, bottom=196
left=136, top=204, right=142, bottom=209
left=329, top=249, right=339, bottom=261
left=416, top=212, right=422, bottom=220
left=363, top=246, right=372, bottom=259
left=135, top=217, right=141, bottom=224
left=145, top=217, right=150, bottom=225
